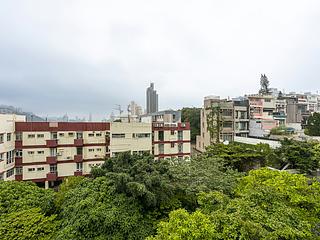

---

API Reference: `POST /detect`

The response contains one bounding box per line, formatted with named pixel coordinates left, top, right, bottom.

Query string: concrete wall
left=234, top=136, right=281, bottom=149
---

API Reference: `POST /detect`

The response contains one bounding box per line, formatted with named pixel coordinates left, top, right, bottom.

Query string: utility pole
left=113, top=105, right=123, bottom=122
left=127, top=105, right=131, bottom=123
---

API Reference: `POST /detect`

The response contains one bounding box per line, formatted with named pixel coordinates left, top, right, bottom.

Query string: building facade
left=146, top=83, right=158, bottom=114
left=0, top=114, right=26, bottom=181
left=196, top=96, right=249, bottom=152
left=1, top=116, right=190, bottom=186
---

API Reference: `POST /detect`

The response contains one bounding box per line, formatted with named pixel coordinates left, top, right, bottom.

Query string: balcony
left=74, top=138, right=84, bottom=146
left=46, top=156, right=57, bottom=164
left=74, top=171, right=83, bottom=176
left=15, top=157, right=22, bottom=166
left=74, top=154, right=83, bottom=163
left=15, top=175, right=23, bottom=181
left=46, top=139, right=58, bottom=148
left=15, top=140, right=23, bottom=148
left=46, top=172, right=58, bottom=181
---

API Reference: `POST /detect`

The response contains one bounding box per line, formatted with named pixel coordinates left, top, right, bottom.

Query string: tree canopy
left=305, top=112, right=320, bottom=136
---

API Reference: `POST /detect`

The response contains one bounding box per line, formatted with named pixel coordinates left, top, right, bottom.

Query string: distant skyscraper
left=146, top=83, right=158, bottom=114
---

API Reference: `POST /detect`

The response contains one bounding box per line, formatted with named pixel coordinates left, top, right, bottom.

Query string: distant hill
left=0, top=105, right=44, bottom=122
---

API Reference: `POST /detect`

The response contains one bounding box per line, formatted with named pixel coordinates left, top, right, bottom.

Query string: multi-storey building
left=146, top=83, right=159, bottom=114
left=247, top=94, right=279, bottom=137
left=196, top=96, right=249, bottom=152
left=109, top=122, right=152, bottom=157
left=14, top=122, right=110, bottom=187
left=140, top=109, right=181, bottom=123
left=152, top=122, right=191, bottom=160
left=1, top=117, right=190, bottom=187
left=0, top=114, right=26, bottom=181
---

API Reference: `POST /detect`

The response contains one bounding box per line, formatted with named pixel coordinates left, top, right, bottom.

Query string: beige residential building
left=0, top=114, right=26, bottom=181
left=1, top=118, right=190, bottom=187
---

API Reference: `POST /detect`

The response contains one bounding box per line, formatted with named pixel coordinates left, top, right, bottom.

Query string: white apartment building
left=1, top=117, right=190, bottom=187
left=0, top=114, right=26, bottom=181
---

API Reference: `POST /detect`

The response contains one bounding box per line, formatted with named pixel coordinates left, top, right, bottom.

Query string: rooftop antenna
left=113, top=105, right=123, bottom=121
left=127, top=104, right=131, bottom=123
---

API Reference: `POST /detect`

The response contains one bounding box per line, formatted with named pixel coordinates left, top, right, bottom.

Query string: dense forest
left=1, top=140, right=320, bottom=239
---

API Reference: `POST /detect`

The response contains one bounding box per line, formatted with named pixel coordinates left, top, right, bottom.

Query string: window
left=89, top=149, right=94, bottom=152
left=171, top=130, right=175, bottom=135
left=68, top=132, right=74, bottom=137
left=0, top=153, right=4, bottom=161
left=59, top=133, right=64, bottom=137
left=37, top=151, right=44, bottom=155
left=50, top=164, right=57, bottom=173
left=158, top=131, right=164, bottom=141
left=37, top=134, right=44, bottom=138
left=50, top=148, right=57, bottom=157
left=221, top=109, right=233, bottom=116
left=171, top=142, right=175, bottom=148
left=7, top=133, right=11, bottom=141
left=265, top=99, right=271, bottom=102
left=112, top=133, right=125, bottom=138
left=76, top=147, right=83, bottom=155
left=96, top=148, right=102, bottom=152
left=0, top=133, right=4, bottom=143
left=15, top=150, right=22, bottom=157
left=96, top=133, right=102, bottom=137
left=16, top=167, right=22, bottom=175
left=16, top=132, right=22, bottom=141
left=159, top=144, right=164, bottom=154
left=76, top=132, right=83, bottom=139
left=28, top=168, right=35, bottom=172
left=88, top=133, right=95, bottom=137
left=37, top=167, right=44, bottom=171
left=178, top=143, right=183, bottom=153
left=28, top=151, right=34, bottom=155
left=223, top=122, right=233, bottom=128
left=51, top=132, right=57, bottom=140
left=76, top=162, right=83, bottom=171
left=178, top=131, right=183, bottom=140
left=6, top=151, right=14, bottom=164
left=0, top=173, right=3, bottom=180
left=132, top=133, right=151, bottom=138
left=6, top=168, right=14, bottom=178
left=28, top=134, right=35, bottom=139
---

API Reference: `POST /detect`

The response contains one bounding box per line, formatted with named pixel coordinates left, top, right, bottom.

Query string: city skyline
left=1, top=1, right=320, bottom=119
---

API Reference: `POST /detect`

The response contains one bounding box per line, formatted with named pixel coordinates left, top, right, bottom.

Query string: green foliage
left=0, top=208, right=58, bottom=240
left=205, top=142, right=271, bottom=171
left=0, top=181, right=55, bottom=215
left=305, top=112, right=320, bottom=136
left=270, top=126, right=293, bottom=135
left=147, top=209, right=218, bottom=240
left=56, top=177, right=153, bottom=240
left=55, top=176, right=85, bottom=209
left=151, top=169, right=320, bottom=239
left=181, top=107, right=201, bottom=143
left=0, top=181, right=57, bottom=240
left=274, top=139, right=319, bottom=173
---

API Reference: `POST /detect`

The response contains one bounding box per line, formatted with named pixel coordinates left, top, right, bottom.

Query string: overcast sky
left=1, top=0, right=320, bottom=120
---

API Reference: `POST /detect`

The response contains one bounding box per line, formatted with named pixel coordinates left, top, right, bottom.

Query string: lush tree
left=259, top=74, right=270, bottom=94
left=0, top=208, right=58, bottom=240
left=147, top=209, right=218, bottom=240
left=181, top=107, right=201, bottom=143
left=205, top=142, right=272, bottom=171
left=56, top=177, right=153, bottom=240
left=150, top=169, right=320, bottom=239
left=305, top=112, right=320, bottom=136
left=0, top=181, right=57, bottom=240
left=0, top=181, right=56, bottom=215
left=273, top=139, right=319, bottom=174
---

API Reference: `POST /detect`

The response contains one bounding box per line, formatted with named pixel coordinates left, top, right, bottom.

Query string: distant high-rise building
left=146, top=83, right=158, bottom=114
left=129, top=101, right=143, bottom=116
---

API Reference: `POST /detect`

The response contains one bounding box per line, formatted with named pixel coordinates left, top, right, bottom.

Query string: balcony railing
left=74, top=138, right=84, bottom=146
left=74, top=171, right=83, bottom=176
left=46, top=172, right=58, bottom=181
left=74, top=154, right=83, bottom=163
left=46, top=156, right=57, bottom=164
left=46, top=139, right=58, bottom=148
left=15, top=140, right=23, bottom=148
